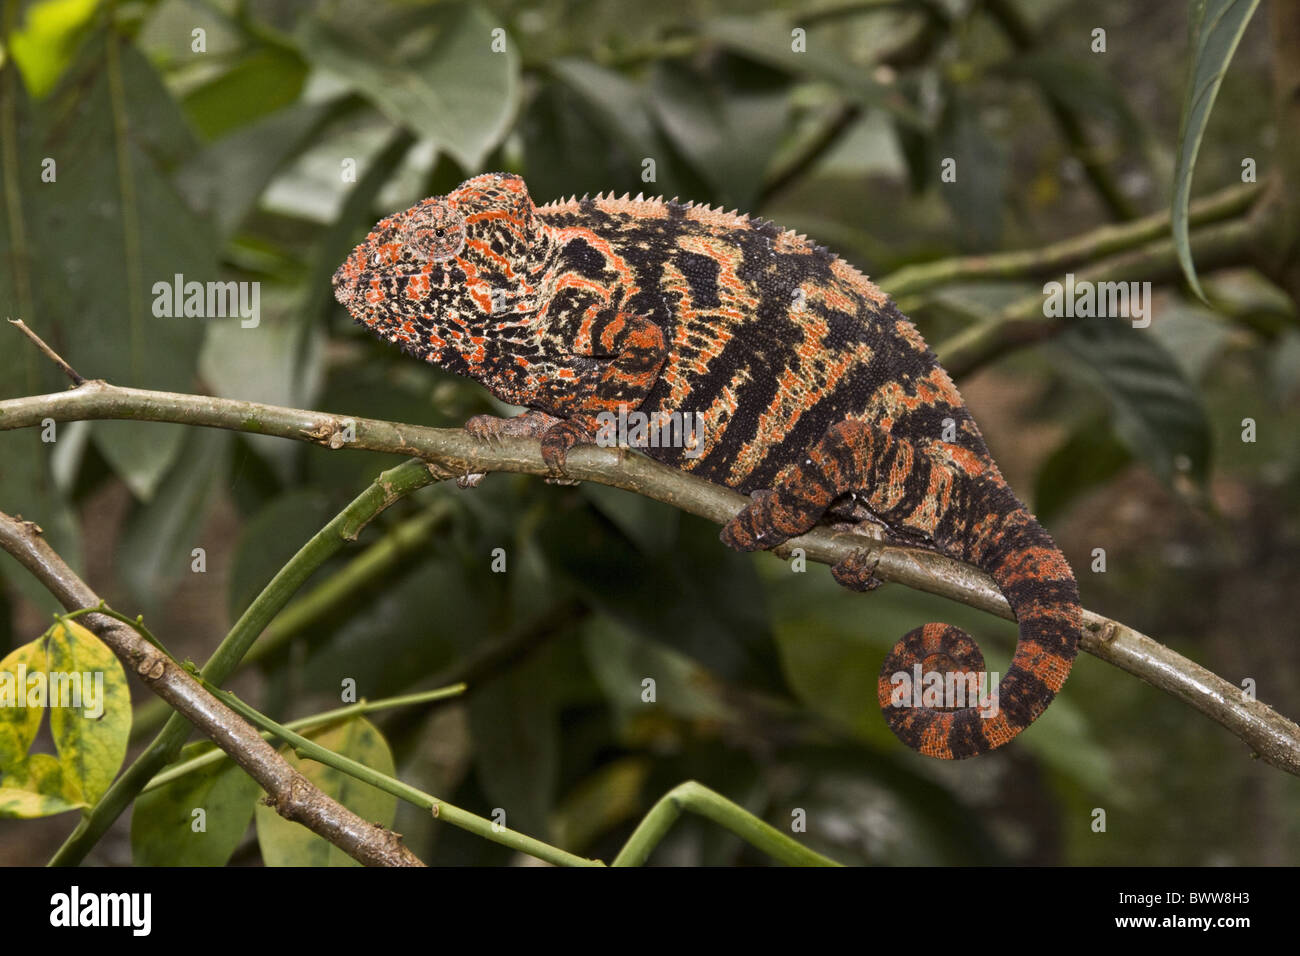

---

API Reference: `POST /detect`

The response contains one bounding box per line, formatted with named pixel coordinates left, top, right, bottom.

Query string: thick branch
left=2, top=380, right=1297, bottom=775
left=0, top=512, right=424, bottom=867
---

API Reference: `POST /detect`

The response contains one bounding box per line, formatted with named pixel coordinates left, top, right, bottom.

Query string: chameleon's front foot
left=465, top=409, right=560, bottom=444
left=462, top=410, right=566, bottom=486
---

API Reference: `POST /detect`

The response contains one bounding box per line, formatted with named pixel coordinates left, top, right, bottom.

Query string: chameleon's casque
left=334, top=172, right=1082, bottom=759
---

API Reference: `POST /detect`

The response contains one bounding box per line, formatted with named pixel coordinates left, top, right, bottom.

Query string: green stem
left=60, top=602, right=172, bottom=657
left=142, top=684, right=466, bottom=792
left=47, top=458, right=439, bottom=867
left=211, top=686, right=604, bottom=868
left=612, top=781, right=841, bottom=867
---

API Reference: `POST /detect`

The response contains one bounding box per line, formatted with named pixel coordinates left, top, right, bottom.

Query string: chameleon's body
left=334, top=172, right=1081, bottom=759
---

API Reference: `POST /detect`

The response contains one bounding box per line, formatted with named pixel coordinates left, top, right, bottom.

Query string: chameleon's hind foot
left=539, top=419, right=594, bottom=480
left=830, top=548, right=884, bottom=592
left=720, top=487, right=817, bottom=552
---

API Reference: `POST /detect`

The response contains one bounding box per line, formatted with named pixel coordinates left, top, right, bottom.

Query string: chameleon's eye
left=405, top=205, right=465, bottom=263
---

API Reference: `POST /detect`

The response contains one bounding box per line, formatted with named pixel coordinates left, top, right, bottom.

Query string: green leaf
left=1172, top=0, right=1261, bottom=302
left=579, top=483, right=679, bottom=556
left=45, top=620, right=131, bottom=805
left=648, top=56, right=791, bottom=210
left=6, top=0, right=100, bottom=100
left=1270, top=329, right=1300, bottom=402
left=0, top=72, right=83, bottom=614
left=176, top=98, right=350, bottom=239
left=701, top=14, right=922, bottom=127
left=226, top=489, right=335, bottom=621
left=254, top=717, right=397, bottom=866
left=181, top=46, right=308, bottom=141
left=1050, top=320, right=1212, bottom=486
left=297, top=127, right=415, bottom=337
left=467, top=651, right=560, bottom=840
left=297, top=3, right=519, bottom=170
left=118, top=428, right=231, bottom=614
left=538, top=506, right=783, bottom=692
left=545, top=59, right=668, bottom=180
left=581, top=616, right=734, bottom=723
left=518, top=80, right=627, bottom=202
left=1033, top=416, right=1133, bottom=525
left=935, top=94, right=1006, bottom=251
left=131, top=742, right=262, bottom=866
left=1145, top=295, right=1232, bottom=382
left=550, top=755, right=651, bottom=853
left=28, top=39, right=216, bottom=498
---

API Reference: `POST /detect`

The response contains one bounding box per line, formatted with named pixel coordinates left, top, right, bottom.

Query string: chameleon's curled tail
left=720, top=419, right=1081, bottom=760
left=875, top=474, right=1081, bottom=759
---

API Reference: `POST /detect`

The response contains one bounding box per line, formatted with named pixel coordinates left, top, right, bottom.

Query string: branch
left=878, top=183, right=1256, bottom=301
left=0, top=513, right=425, bottom=867
left=2, top=380, right=1297, bottom=776
left=46, top=456, right=439, bottom=866
left=7, top=319, right=85, bottom=385
left=935, top=210, right=1264, bottom=378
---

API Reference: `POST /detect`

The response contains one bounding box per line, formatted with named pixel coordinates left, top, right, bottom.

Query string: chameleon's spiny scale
left=334, top=172, right=1082, bottom=759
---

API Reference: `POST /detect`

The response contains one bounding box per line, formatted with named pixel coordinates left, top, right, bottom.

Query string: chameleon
left=333, top=172, right=1081, bottom=759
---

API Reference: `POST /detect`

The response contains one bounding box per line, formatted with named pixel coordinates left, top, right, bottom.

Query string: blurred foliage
left=0, top=0, right=1297, bottom=865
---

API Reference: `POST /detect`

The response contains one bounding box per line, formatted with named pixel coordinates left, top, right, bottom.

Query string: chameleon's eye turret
left=404, top=203, right=466, bottom=262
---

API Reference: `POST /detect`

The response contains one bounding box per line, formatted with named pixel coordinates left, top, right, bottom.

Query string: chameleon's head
left=332, top=172, right=540, bottom=373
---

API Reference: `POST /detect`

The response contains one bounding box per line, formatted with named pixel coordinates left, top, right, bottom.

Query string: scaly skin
left=333, top=172, right=1081, bottom=759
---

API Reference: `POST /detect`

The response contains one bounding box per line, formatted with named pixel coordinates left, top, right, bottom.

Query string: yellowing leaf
left=0, top=754, right=85, bottom=818
left=255, top=718, right=397, bottom=867
left=0, top=637, right=49, bottom=769
left=45, top=620, right=131, bottom=805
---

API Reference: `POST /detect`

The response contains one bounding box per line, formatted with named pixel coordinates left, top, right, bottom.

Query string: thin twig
left=0, top=513, right=425, bottom=867
left=1, top=377, right=1296, bottom=776
left=6, top=318, right=85, bottom=385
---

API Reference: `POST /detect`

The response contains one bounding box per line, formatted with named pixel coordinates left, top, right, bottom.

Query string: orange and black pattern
left=334, top=172, right=1083, bottom=759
